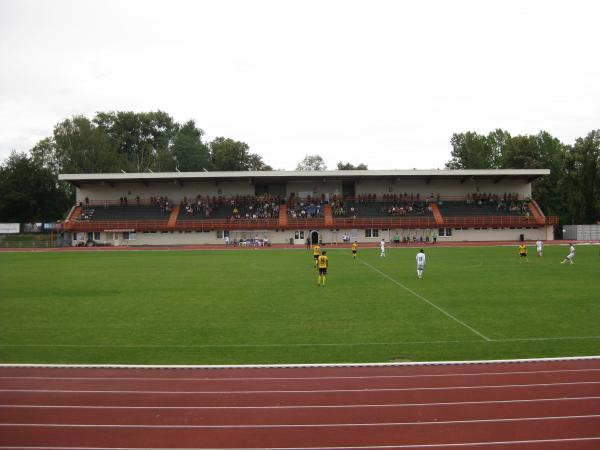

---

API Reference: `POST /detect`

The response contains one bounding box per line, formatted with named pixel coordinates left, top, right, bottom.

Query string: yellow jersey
left=518, top=245, right=526, bottom=254
left=317, top=255, right=328, bottom=269
left=313, top=245, right=321, bottom=256
left=352, top=243, right=358, bottom=251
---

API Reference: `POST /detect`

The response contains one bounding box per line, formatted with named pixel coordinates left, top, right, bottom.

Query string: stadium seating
left=438, top=201, right=531, bottom=217
left=77, top=205, right=170, bottom=221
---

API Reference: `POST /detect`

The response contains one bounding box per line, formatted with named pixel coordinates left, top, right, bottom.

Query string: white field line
left=360, top=260, right=491, bottom=341
left=2, top=335, right=600, bottom=348
left=1, top=335, right=600, bottom=349
left=0, top=339, right=479, bottom=348
left=1, top=396, right=599, bottom=410
left=1, top=414, right=600, bottom=428
left=1, top=437, right=600, bottom=449
left=1, top=355, right=599, bottom=370
left=2, top=380, right=599, bottom=395
left=2, top=367, right=600, bottom=382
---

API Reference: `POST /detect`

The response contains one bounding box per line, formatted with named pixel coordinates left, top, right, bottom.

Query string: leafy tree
left=337, top=161, right=368, bottom=170
left=296, top=154, right=327, bottom=171
left=210, top=137, right=271, bottom=171
left=47, top=116, right=123, bottom=174
left=560, top=130, right=600, bottom=224
left=0, top=152, right=71, bottom=222
left=501, top=131, right=567, bottom=219
left=445, top=130, right=508, bottom=169
left=171, top=120, right=211, bottom=171
left=93, top=111, right=178, bottom=172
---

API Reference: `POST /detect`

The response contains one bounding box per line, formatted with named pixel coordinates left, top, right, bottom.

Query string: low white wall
left=442, top=227, right=548, bottom=242
left=70, top=225, right=553, bottom=247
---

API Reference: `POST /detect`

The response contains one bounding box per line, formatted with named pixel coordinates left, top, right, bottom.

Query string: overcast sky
left=1, top=0, right=598, bottom=170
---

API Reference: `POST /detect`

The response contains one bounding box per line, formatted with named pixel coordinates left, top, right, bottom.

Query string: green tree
left=560, top=130, right=600, bottom=224
left=296, top=154, right=327, bottom=171
left=93, top=111, right=178, bottom=172
left=501, top=131, right=567, bottom=219
left=210, top=137, right=272, bottom=171
left=171, top=120, right=211, bottom=171
left=337, top=161, right=368, bottom=170
left=47, top=116, right=123, bottom=174
left=445, top=130, right=508, bottom=169
left=0, top=152, right=71, bottom=222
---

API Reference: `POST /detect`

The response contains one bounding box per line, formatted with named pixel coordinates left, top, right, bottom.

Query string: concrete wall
left=71, top=226, right=554, bottom=247
left=440, top=227, right=548, bottom=242
left=285, top=180, right=343, bottom=199
left=563, top=225, right=600, bottom=240
left=77, top=181, right=255, bottom=203
left=77, top=178, right=532, bottom=204
left=356, top=179, right=531, bottom=199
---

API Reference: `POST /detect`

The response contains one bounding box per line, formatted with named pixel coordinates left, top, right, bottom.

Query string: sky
left=0, top=0, right=598, bottom=170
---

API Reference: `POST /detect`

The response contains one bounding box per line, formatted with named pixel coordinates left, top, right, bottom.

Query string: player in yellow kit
left=317, top=251, right=329, bottom=286
left=351, top=241, right=358, bottom=260
left=312, top=244, right=321, bottom=267
left=518, top=244, right=528, bottom=263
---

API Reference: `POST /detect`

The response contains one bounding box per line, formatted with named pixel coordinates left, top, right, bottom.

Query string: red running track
left=1, top=358, right=600, bottom=449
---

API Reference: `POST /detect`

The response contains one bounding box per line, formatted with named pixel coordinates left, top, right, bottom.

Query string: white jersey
left=568, top=245, right=575, bottom=257
left=380, top=241, right=385, bottom=250
left=536, top=240, right=543, bottom=250
left=416, top=252, right=426, bottom=267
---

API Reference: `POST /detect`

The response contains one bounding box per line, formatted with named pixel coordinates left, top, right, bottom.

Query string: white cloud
left=1, top=0, right=598, bottom=169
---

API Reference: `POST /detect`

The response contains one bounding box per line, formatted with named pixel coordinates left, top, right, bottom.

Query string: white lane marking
left=1, top=437, right=600, bottom=448
left=2, top=367, right=600, bottom=382
left=360, top=260, right=491, bottom=341
left=1, top=396, right=599, bottom=410
left=1, top=355, right=598, bottom=370
left=1, top=380, right=599, bottom=394
left=1, top=414, right=599, bottom=428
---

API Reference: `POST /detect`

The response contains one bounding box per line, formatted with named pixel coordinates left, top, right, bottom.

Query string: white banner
left=0, top=223, right=20, bottom=234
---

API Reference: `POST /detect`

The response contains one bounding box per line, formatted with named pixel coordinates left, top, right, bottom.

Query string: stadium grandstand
left=58, top=169, right=559, bottom=247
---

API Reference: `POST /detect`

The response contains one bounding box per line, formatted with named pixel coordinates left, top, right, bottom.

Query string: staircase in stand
left=278, top=204, right=288, bottom=228
left=167, top=204, right=180, bottom=230
left=62, top=205, right=82, bottom=231
left=528, top=200, right=546, bottom=226
left=324, top=204, right=334, bottom=227
left=429, top=202, right=445, bottom=226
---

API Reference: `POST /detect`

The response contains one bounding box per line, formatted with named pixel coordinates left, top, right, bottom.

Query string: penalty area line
left=360, top=260, right=491, bottom=342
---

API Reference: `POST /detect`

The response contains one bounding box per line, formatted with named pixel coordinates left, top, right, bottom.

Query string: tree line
left=445, top=129, right=600, bottom=225
left=0, top=110, right=598, bottom=227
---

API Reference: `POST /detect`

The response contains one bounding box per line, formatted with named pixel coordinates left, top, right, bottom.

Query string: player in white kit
left=380, top=239, right=386, bottom=257
left=561, top=244, right=576, bottom=264
left=416, top=249, right=426, bottom=279
left=536, top=240, right=543, bottom=257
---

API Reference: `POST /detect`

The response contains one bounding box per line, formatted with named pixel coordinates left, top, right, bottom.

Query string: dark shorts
left=318, top=268, right=327, bottom=275
left=352, top=250, right=357, bottom=254
left=314, top=254, right=319, bottom=260
left=520, top=253, right=527, bottom=257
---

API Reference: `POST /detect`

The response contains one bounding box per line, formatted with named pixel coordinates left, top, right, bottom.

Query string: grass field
left=1, top=244, right=599, bottom=365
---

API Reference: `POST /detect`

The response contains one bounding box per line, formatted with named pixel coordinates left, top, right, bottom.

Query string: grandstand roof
left=59, top=169, right=550, bottom=185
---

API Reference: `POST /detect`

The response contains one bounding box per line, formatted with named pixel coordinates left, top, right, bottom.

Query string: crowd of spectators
left=287, top=198, right=325, bottom=219
left=230, top=198, right=280, bottom=219
left=180, top=195, right=280, bottom=220
left=150, top=196, right=173, bottom=213
left=465, top=192, right=531, bottom=215
left=381, top=200, right=431, bottom=216
left=330, top=199, right=357, bottom=218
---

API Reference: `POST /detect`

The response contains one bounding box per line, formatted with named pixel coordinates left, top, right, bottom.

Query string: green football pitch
left=1, top=244, right=599, bottom=365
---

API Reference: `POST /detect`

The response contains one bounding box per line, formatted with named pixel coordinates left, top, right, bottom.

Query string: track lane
left=1, top=370, right=599, bottom=391
left=1, top=416, right=600, bottom=448
left=1, top=397, right=600, bottom=425
left=1, top=359, right=599, bottom=448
